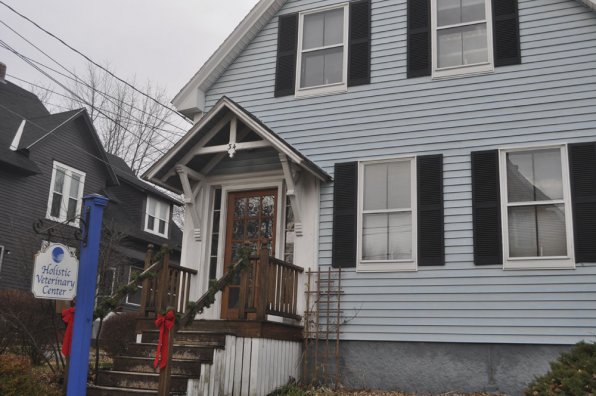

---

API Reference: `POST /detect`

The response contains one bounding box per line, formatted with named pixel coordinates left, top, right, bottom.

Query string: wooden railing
left=139, top=245, right=197, bottom=316
left=240, top=247, right=304, bottom=321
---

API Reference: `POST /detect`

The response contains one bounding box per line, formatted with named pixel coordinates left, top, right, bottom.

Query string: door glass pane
left=248, top=197, right=260, bottom=217
left=300, top=47, right=343, bottom=88
left=228, top=288, right=240, bottom=309
left=262, top=195, right=275, bottom=216
left=303, top=8, right=343, bottom=50
left=507, top=149, right=563, bottom=202
left=235, top=198, right=247, bottom=217
left=362, top=213, right=412, bottom=260
left=364, top=162, right=411, bottom=210
left=438, top=0, right=485, bottom=26
left=437, top=24, right=487, bottom=68
left=508, top=204, right=567, bottom=257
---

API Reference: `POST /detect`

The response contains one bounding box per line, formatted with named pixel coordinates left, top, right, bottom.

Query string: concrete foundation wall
left=306, top=341, right=570, bottom=396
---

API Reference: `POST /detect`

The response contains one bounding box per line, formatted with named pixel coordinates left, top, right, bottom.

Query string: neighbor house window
left=500, top=146, right=574, bottom=269
left=145, top=196, right=170, bottom=237
left=46, top=161, right=86, bottom=225
left=296, top=4, right=349, bottom=97
left=431, top=0, right=494, bottom=78
left=125, top=266, right=142, bottom=306
left=357, top=158, right=417, bottom=271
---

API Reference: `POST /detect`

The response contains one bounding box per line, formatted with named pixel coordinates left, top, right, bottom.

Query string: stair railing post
left=157, top=245, right=170, bottom=314
left=255, top=246, right=270, bottom=321
left=157, top=322, right=177, bottom=396
left=139, top=244, right=154, bottom=315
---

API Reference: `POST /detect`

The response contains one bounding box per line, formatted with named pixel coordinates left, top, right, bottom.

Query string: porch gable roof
left=143, top=96, right=331, bottom=193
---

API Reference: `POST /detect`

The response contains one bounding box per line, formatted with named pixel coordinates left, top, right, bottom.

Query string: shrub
left=525, top=342, right=596, bottom=395
left=0, top=353, right=62, bottom=396
left=100, top=311, right=139, bottom=357
left=0, top=289, right=59, bottom=365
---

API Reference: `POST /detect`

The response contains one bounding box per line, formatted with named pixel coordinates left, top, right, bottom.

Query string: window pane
left=147, top=215, right=155, bottom=231
left=50, top=192, right=62, bottom=217
left=300, top=47, right=343, bottom=88
left=67, top=198, right=77, bottom=220
left=508, top=204, right=567, bottom=257
left=364, top=162, right=411, bottom=211
left=69, top=174, right=81, bottom=198
left=303, top=8, right=343, bottom=50
left=507, top=149, right=563, bottom=202
left=158, top=202, right=168, bottom=220
left=438, top=0, right=485, bottom=26
left=438, top=24, right=488, bottom=68
left=362, top=213, right=412, bottom=261
left=147, top=198, right=157, bottom=216
left=54, top=168, right=65, bottom=193
left=158, top=220, right=166, bottom=235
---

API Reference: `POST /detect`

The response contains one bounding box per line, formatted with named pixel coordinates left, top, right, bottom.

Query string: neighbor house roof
left=172, top=0, right=596, bottom=116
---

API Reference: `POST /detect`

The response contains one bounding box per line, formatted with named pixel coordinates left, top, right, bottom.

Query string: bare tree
left=59, top=62, right=183, bottom=175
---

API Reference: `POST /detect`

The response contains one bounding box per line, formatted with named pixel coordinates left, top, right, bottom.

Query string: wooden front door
left=221, top=189, right=277, bottom=319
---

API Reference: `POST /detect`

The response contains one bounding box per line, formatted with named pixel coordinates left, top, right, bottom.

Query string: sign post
left=66, top=194, right=108, bottom=396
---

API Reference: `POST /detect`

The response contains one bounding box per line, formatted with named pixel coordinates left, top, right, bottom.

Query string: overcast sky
left=0, top=0, right=260, bottom=106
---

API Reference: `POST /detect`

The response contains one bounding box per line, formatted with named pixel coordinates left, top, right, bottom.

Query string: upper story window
left=46, top=161, right=86, bottom=225
left=274, top=0, right=371, bottom=98
left=357, top=158, right=417, bottom=271
left=499, top=146, right=574, bottom=269
left=295, top=4, right=349, bottom=97
left=145, top=196, right=170, bottom=237
left=431, top=0, right=493, bottom=78
left=407, top=0, right=520, bottom=79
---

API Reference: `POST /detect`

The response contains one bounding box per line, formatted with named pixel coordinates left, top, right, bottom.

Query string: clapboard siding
left=201, top=0, right=596, bottom=344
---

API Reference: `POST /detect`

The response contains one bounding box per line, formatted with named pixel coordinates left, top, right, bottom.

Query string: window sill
left=144, top=228, right=168, bottom=238
left=357, top=261, right=417, bottom=273
left=432, top=63, right=494, bottom=80
left=45, top=214, right=79, bottom=227
left=503, top=258, right=575, bottom=270
left=294, top=84, right=347, bottom=99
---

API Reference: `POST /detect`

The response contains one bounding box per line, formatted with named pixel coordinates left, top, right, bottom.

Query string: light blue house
left=145, top=0, right=596, bottom=394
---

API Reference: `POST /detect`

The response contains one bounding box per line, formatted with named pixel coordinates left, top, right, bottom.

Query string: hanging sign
left=32, top=242, right=79, bottom=300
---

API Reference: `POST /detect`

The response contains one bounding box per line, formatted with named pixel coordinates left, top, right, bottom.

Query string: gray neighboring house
left=143, top=0, right=596, bottom=394
left=0, top=65, right=181, bottom=310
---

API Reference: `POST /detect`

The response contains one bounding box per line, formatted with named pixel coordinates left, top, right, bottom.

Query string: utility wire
left=0, top=20, right=188, bottom=135
left=0, top=0, right=191, bottom=124
left=0, top=38, right=179, bottom=149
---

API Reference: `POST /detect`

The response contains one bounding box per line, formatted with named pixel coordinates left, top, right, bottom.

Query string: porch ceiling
left=143, top=96, right=331, bottom=194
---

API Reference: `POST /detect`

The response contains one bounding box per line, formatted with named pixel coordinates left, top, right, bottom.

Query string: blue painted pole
left=66, top=194, right=108, bottom=396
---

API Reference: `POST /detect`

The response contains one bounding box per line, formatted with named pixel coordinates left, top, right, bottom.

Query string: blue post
left=67, top=194, right=108, bottom=396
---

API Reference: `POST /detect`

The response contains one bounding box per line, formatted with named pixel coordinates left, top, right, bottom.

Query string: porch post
left=255, top=246, right=270, bottom=321
left=157, top=245, right=170, bottom=314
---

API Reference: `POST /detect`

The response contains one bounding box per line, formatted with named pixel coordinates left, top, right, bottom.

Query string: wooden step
left=126, top=343, right=216, bottom=361
left=113, top=356, right=201, bottom=377
left=142, top=330, right=226, bottom=346
left=87, top=384, right=185, bottom=396
left=96, top=370, right=188, bottom=393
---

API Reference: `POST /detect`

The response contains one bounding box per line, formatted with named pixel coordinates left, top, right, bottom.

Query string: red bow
left=154, top=310, right=175, bottom=369
left=61, top=307, right=75, bottom=357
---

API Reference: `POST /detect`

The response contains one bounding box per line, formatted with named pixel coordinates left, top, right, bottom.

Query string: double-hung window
left=357, top=158, right=417, bottom=271
left=500, top=146, right=574, bottom=269
left=145, top=196, right=170, bottom=237
left=431, top=0, right=494, bottom=78
left=46, top=161, right=86, bottom=225
left=296, top=4, right=349, bottom=97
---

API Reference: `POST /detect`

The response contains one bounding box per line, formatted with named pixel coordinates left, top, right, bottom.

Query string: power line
left=0, top=39, right=180, bottom=150
left=0, top=0, right=191, bottom=124
left=0, top=19, right=188, bottom=136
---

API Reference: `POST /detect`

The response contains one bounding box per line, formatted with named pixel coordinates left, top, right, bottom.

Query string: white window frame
left=144, top=196, right=170, bottom=237
left=357, top=157, right=418, bottom=272
left=295, top=3, right=350, bottom=98
left=499, top=144, right=575, bottom=270
left=46, top=161, right=86, bottom=226
left=430, top=0, right=494, bottom=79
left=0, top=245, right=5, bottom=275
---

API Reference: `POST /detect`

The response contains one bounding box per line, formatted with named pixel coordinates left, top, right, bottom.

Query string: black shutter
left=274, top=13, right=298, bottom=97
left=471, top=150, right=502, bottom=265
left=348, top=0, right=371, bottom=87
left=417, top=155, right=444, bottom=266
left=407, top=0, right=431, bottom=78
left=332, top=162, right=358, bottom=268
left=569, top=142, right=596, bottom=263
left=492, top=0, right=521, bottom=67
